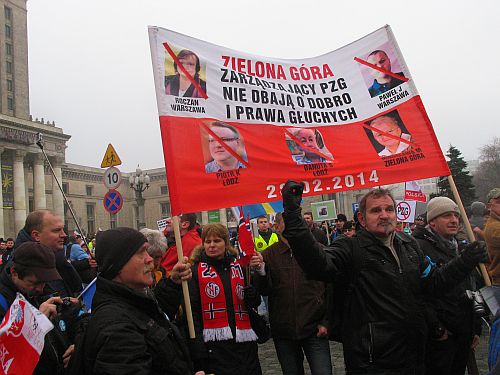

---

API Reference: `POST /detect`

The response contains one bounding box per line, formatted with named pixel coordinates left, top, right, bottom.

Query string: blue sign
left=103, top=189, right=123, bottom=214
left=352, top=203, right=359, bottom=214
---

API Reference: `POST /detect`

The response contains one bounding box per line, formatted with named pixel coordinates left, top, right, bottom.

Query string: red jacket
left=161, top=229, right=202, bottom=272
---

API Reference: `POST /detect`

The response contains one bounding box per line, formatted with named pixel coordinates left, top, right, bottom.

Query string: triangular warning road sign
left=100, top=144, right=122, bottom=168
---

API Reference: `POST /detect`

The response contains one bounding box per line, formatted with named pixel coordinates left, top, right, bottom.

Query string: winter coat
left=82, top=277, right=193, bottom=375
left=414, top=227, right=482, bottom=337
left=0, top=269, right=68, bottom=375
left=162, top=229, right=202, bottom=272
left=253, top=239, right=327, bottom=340
left=485, top=212, right=500, bottom=285
left=189, top=251, right=261, bottom=375
left=282, top=209, right=481, bottom=374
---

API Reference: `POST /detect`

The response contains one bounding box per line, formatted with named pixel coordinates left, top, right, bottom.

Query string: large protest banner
left=149, top=25, right=449, bottom=215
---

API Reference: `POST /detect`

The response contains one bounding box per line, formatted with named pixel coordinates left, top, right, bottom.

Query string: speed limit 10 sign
left=103, top=166, right=122, bottom=189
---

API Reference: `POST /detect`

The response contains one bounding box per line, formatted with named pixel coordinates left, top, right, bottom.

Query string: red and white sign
left=404, top=180, right=427, bottom=202
left=149, top=25, right=450, bottom=215
left=0, top=293, right=54, bottom=374
left=396, top=200, right=417, bottom=223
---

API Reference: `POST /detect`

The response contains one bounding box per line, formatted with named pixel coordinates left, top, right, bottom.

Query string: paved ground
left=258, top=331, right=490, bottom=374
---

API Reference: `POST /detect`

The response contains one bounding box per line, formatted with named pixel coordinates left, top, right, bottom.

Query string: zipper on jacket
left=368, top=322, right=374, bottom=364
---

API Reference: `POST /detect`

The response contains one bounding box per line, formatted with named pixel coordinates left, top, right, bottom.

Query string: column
left=219, top=208, right=227, bottom=226
left=52, top=157, right=64, bottom=220
left=13, top=150, right=27, bottom=233
left=0, top=148, right=4, bottom=238
left=33, top=153, right=47, bottom=209
left=201, top=211, right=209, bottom=225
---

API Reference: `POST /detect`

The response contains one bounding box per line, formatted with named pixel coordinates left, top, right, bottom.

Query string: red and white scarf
left=197, top=260, right=257, bottom=343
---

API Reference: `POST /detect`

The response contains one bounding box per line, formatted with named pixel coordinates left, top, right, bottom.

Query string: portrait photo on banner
left=364, top=109, right=414, bottom=158
left=163, top=44, right=207, bottom=98
left=357, top=42, right=406, bottom=98
left=200, top=120, right=249, bottom=174
left=285, top=127, right=334, bottom=165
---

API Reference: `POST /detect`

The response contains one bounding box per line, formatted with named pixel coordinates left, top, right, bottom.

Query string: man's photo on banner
left=201, top=121, right=249, bottom=173
left=363, top=110, right=413, bottom=157
left=357, top=42, right=406, bottom=98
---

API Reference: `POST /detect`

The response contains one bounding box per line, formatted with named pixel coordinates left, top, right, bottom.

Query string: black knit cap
left=95, top=227, right=147, bottom=280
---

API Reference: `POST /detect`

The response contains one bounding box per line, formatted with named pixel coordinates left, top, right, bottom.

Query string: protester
left=140, top=227, right=168, bottom=285
left=189, top=223, right=262, bottom=375
left=254, top=215, right=279, bottom=252
left=413, top=196, right=482, bottom=374
left=341, top=220, right=356, bottom=238
left=82, top=227, right=201, bottom=374
left=164, top=49, right=206, bottom=98
left=303, top=211, right=329, bottom=246
left=162, top=213, right=202, bottom=274
left=1, top=237, right=14, bottom=265
left=0, top=242, right=78, bottom=374
left=366, top=50, right=406, bottom=97
left=470, top=201, right=487, bottom=232
left=329, top=213, right=347, bottom=242
left=252, top=213, right=332, bottom=375
left=14, top=209, right=83, bottom=297
left=485, top=188, right=500, bottom=285
left=65, top=235, right=97, bottom=284
left=280, top=180, right=488, bottom=374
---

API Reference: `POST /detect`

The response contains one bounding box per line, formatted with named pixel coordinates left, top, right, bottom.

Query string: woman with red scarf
left=189, top=223, right=262, bottom=375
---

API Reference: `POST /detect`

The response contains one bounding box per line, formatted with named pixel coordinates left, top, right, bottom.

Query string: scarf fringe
left=203, top=327, right=233, bottom=342
left=236, top=328, right=258, bottom=343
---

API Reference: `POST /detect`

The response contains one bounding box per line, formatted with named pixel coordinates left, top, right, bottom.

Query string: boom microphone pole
left=35, top=133, right=92, bottom=256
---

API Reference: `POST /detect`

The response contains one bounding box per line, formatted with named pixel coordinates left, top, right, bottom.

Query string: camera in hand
left=465, top=290, right=488, bottom=318
left=56, top=297, right=73, bottom=314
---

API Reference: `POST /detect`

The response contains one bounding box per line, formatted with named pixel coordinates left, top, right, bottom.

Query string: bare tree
left=473, top=137, right=500, bottom=202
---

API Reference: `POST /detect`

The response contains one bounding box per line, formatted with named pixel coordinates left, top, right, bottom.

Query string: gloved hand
left=462, top=241, right=489, bottom=265
left=243, top=285, right=260, bottom=309
left=281, top=180, right=305, bottom=212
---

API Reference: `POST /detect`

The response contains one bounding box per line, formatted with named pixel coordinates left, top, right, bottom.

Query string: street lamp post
left=129, top=165, right=150, bottom=229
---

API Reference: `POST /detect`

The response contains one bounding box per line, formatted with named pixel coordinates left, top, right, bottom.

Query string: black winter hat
left=95, top=227, right=147, bottom=280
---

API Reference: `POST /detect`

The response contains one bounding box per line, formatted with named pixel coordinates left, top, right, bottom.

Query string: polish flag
left=404, top=181, right=427, bottom=202
left=0, top=293, right=54, bottom=374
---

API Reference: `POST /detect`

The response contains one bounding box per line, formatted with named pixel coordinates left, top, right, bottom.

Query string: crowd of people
left=0, top=185, right=499, bottom=375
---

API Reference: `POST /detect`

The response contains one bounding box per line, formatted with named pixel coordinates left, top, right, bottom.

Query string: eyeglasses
left=208, top=137, right=239, bottom=144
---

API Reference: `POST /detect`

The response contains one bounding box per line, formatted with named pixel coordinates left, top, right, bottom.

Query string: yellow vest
left=254, top=232, right=279, bottom=252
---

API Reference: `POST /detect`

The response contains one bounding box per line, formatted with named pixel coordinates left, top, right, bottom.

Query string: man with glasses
left=204, top=121, right=247, bottom=173
left=370, top=115, right=412, bottom=157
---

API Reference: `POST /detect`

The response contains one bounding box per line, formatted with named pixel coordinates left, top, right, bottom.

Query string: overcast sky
left=27, top=0, right=499, bottom=172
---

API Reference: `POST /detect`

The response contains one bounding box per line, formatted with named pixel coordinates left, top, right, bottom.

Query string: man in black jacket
left=414, top=196, right=482, bottom=375
left=280, top=181, right=487, bottom=375
left=304, top=211, right=329, bottom=246
left=82, top=227, right=203, bottom=375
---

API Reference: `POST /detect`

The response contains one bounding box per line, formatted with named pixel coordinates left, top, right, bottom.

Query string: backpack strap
left=0, top=292, right=10, bottom=312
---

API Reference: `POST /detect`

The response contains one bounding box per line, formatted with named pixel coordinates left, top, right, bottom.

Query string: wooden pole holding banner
left=447, top=175, right=491, bottom=287
left=172, top=215, right=196, bottom=338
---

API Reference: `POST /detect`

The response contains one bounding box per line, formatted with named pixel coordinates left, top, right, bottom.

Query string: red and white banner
left=404, top=180, right=427, bottom=202
left=0, top=293, right=54, bottom=374
left=149, top=25, right=449, bottom=215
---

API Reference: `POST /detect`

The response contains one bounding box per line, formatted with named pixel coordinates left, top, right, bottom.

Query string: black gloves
left=462, top=241, right=489, bottom=265
left=281, top=180, right=305, bottom=212
left=244, top=285, right=260, bottom=309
